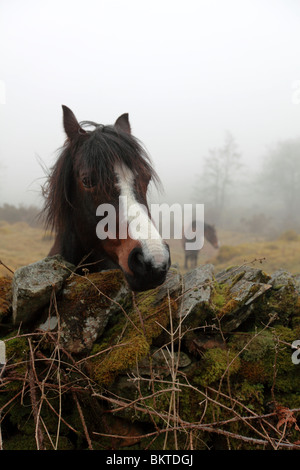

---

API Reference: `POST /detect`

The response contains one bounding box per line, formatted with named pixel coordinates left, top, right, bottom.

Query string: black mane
left=42, top=123, right=159, bottom=233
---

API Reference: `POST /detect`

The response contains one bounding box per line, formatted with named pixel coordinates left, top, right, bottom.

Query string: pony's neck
left=49, top=228, right=85, bottom=266
left=50, top=225, right=118, bottom=272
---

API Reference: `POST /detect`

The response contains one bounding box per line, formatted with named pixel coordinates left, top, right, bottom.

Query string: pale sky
left=1, top=0, right=300, bottom=206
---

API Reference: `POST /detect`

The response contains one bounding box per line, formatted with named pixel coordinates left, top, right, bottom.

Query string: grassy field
left=0, top=221, right=53, bottom=277
left=0, top=220, right=300, bottom=278
left=169, top=228, right=300, bottom=275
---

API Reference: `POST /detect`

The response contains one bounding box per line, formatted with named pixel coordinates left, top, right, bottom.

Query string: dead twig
left=28, top=338, right=45, bottom=450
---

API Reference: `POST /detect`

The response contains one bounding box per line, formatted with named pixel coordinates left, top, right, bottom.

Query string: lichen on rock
left=57, top=269, right=130, bottom=354
left=12, top=255, right=75, bottom=325
left=86, top=283, right=179, bottom=385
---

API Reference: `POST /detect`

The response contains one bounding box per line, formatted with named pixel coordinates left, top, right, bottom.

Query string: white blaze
left=114, top=163, right=168, bottom=268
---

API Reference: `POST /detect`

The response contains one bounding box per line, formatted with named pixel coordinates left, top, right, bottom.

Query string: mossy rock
left=192, top=347, right=241, bottom=387
left=2, top=263, right=300, bottom=450
left=262, top=325, right=300, bottom=393
left=230, top=325, right=300, bottom=395
left=86, top=288, right=178, bottom=386
left=12, top=255, right=75, bottom=325
left=61, top=269, right=126, bottom=304
left=208, top=267, right=272, bottom=332
left=216, top=266, right=271, bottom=285
left=291, top=296, right=300, bottom=329
left=252, top=272, right=300, bottom=327
left=229, top=330, right=275, bottom=363
left=4, top=333, right=29, bottom=377
left=234, top=381, right=265, bottom=413
left=57, top=270, right=130, bottom=353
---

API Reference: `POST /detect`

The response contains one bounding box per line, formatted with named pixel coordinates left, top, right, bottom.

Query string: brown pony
left=183, top=221, right=219, bottom=269
left=43, top=105, right=170, bottom=291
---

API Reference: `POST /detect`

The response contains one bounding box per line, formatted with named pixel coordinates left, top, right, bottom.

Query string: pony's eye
left=82, top=177, right=96, bottom=189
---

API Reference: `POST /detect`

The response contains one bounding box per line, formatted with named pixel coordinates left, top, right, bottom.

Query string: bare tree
left=193, top=131, right=242, bottom=224
left=259, top=138, right=300, bottom=226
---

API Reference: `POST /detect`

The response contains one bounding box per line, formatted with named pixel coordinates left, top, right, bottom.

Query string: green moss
left=218, top=299, right=239, bottom=318
left=4, top=333, right=29, bottom=377
left=193, top=348, right=241, bottom=387
left=262, top=325, right=300, bottom=393
left=291, top=296, right=300, bottom=329
left=87, top=291, right=178, bottom=385
left=234, top=381, right=264, bottom=412
left=60, top=270, right=126, bottom=317
left=210, top=279, right=241, bottom=318
left=252, top=278, right=300, bottom=327
left=91, top=334, right=150, bottom=384
left=211, top=282, right=229, bottom=309
left=229, top=330, right=274, bottom=362
left=230, top=271, right=245, bottom=286
left=225, top=265, right=236, bottom=272
left=230, top=326, right=300, bottom=396
left=239, top=360, right=268, bottom=384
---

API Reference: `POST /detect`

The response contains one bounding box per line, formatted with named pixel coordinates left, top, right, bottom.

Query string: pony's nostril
left=157, top=261, right=168, bottom=274
left=128, top=247, right=169, bottom=277
left=127, top=246, right=170, bottom=291
left=128, top=247, right=146, bottom=274
left=136, top=252, right=145, bottom=266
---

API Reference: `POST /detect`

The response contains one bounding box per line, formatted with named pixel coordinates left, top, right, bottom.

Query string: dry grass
left=1, top=221, right=300, bottom=278
left=169, top=229, right=300, bottom=275
left=0, top=221, right=53, bottom=277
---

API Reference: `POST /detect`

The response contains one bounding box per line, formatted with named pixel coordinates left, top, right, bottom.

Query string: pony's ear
left=114, top=113, right=131, bottom=134
left=62, top=105, right=86, bottom=140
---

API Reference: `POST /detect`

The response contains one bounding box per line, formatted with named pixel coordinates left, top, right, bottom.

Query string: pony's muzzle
left=127, top=245, right=170, bottom=291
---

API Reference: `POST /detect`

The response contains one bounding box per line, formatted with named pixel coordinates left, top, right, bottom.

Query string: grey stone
left=271, top=269, right=296, bottom=290
left=131, top=348, right=192, bottom=378
left=12, top=255, right=75, bottom=325
left=216, top=265, right=271, bottom=284
left=154, top=264, right=182, bottom=303
left=216, top=266, right=272, bottom=332
left=188, top=334, right=226, bottom=353
left=230, top=279, right=272, bottom=305
left=38, top=316, right=59, bottom=331
left=152, top=349, right=192, bottom=370
left=179, top=264, right=214, bottom=318
left=58, top=271, right=130, bottom=354
left=292, top=273, right=300, bottom=295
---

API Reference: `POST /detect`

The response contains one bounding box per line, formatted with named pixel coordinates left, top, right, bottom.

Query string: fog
left=1, top=0, right=300, bottom=231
